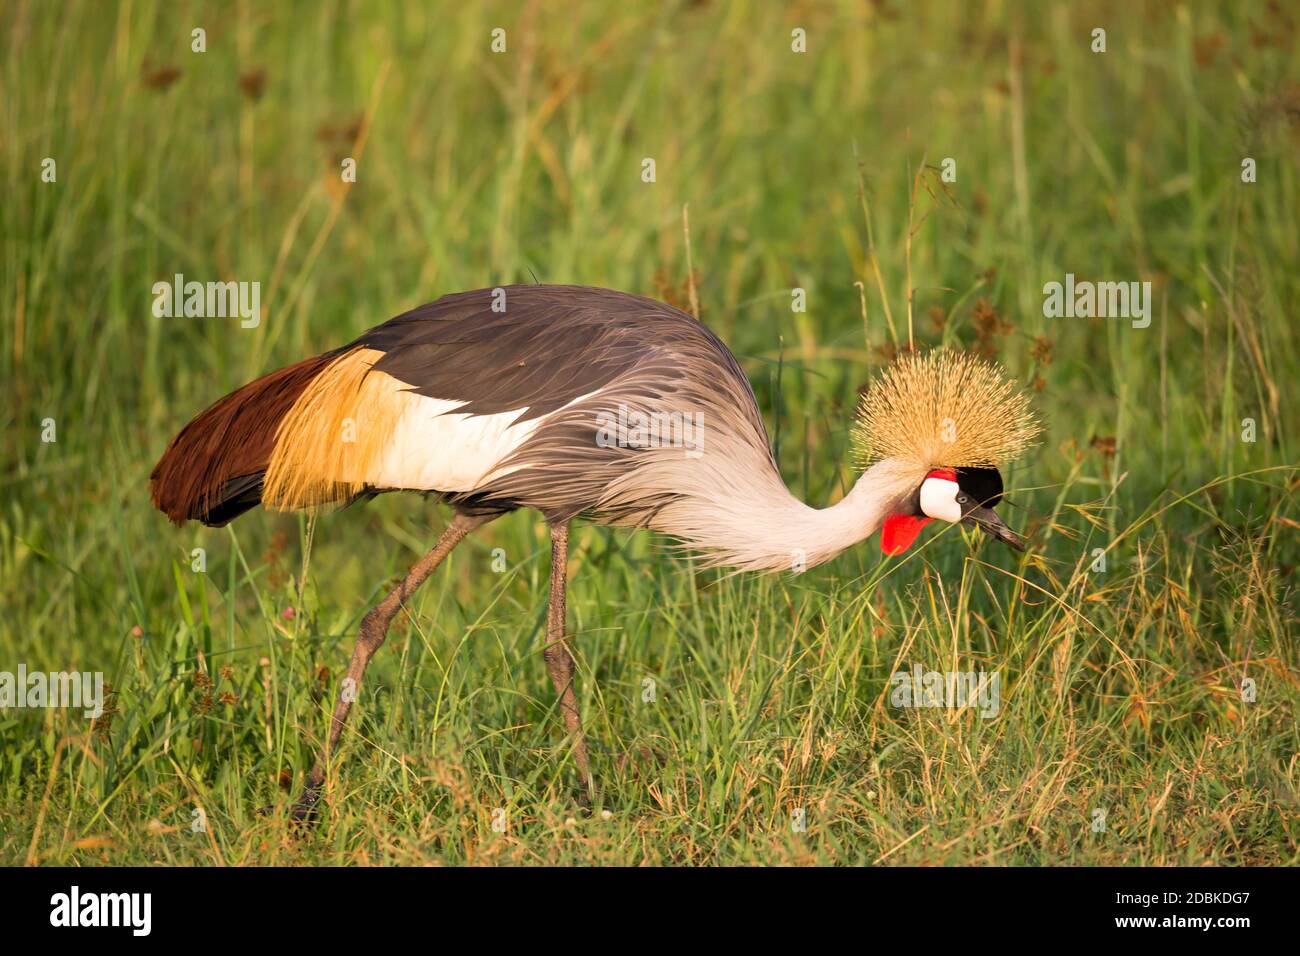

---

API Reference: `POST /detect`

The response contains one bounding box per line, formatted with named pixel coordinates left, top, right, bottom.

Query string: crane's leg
left=544, top=521, right=594, bottom=799
left=292, top=511, right=491, bottom=821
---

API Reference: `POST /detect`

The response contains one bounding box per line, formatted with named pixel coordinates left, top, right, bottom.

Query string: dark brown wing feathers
left=149, top=350, right=339, bottom=525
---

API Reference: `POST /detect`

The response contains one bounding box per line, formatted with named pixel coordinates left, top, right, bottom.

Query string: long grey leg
left=543, top=522, right=594, bottom=798
left=292, top=511, right=491, bottom=820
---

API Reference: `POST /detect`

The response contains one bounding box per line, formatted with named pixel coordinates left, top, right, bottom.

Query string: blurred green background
left=1, top=0, right=1296, bottom=864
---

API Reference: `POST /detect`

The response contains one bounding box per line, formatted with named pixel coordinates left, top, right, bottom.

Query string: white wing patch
left=368, top=395, right=542, bottom=492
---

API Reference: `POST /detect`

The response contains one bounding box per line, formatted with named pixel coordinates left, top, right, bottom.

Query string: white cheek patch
left=919, top=477, right=963, bottom=523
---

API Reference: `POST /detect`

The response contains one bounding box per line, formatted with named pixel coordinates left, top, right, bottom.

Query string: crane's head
left=851, top=350, right=1041, bottom=556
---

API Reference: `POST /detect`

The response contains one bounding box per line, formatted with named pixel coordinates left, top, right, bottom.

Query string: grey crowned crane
left=150, top=284, right=1039, bottom=816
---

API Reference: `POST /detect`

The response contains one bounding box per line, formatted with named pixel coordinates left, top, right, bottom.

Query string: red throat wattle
left=879, top=468, right=958, bottom=555
left=881, top=514, right=932, bottom=555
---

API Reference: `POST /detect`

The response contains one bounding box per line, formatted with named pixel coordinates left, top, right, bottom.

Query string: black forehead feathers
left=955, top=467, right=1003, bottom=507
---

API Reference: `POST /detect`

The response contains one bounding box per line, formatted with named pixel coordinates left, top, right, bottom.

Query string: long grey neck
left=649, top=455, right=928, bottom=573
left=781, top=457, right=928, bottom=570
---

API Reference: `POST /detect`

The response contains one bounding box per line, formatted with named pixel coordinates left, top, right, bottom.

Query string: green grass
left=2, top=0, right=1297, bottom=865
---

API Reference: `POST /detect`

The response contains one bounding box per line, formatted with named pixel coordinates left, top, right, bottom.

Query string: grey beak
left=963, top=506, right=1027, bottom=552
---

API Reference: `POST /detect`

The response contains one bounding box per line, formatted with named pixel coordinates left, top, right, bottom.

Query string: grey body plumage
left=354, top=285, right=782, bottom=540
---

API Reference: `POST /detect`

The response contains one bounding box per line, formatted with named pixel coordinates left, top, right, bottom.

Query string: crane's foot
left=561, top=745, right=663, bottom=807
